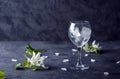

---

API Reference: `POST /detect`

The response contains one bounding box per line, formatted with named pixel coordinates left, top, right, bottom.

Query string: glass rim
left=70, top=21, right=89, bottom=24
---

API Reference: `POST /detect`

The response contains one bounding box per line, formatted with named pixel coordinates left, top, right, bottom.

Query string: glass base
left=70, top=64, right=89, bottom=70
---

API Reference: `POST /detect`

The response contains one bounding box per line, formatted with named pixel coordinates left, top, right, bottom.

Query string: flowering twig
left=15, top=45, right=48, bottom=71
left=83, top=40, right=101, bottom=54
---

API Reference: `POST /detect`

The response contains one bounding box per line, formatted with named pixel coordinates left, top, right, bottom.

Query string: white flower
left=92, top=40, right=101, bottom=49
left=83, top=40, right=101, bottom=54
left=27, top=52, right=47, bottom=67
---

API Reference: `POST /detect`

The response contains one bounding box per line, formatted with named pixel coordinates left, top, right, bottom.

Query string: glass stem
left=76, top=47, right=83, bottom=67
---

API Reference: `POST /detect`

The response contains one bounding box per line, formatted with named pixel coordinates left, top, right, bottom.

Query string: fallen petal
left=81, top=66, right=89, bottom=70
left=116, top=61, right=120, bottom=64
left=44, top=56, right=48, bottom=58
left=72, top=49, right=78, bottom=52
left=55, top=53, right=60, bottom=56
left=11, top=58, right=17, bottom=62
left=61, top=68, right=67, bottom=71
left=62, top=59, right=69, bottom=63
left=104, top=72, right=109, bottom=76
left=91, top=59, right=96, bottom=62
left=85, top=54, right=88, bottom=57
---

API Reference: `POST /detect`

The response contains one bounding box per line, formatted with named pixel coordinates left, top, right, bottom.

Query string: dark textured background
left=0, top=0, right=120, bottom=41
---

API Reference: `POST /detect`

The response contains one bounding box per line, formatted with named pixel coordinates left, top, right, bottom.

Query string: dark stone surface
left=0, top=0, right=119, bottom=41
left=0, top=41, right=120, bottom=79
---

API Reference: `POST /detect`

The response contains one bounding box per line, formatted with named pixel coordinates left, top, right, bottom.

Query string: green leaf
left=15, top=63, right=22, bottom=69
left=31, top=66, right=39, bottom=71
left=94, top=49, right=100, bottom=55
left=22, top=61, right=31, bottom=68
left=83, top=45, right=92, bottom=52
left=26, top=45, right=46, bottom=56
left=24, top=54, right=31, bottom=60
left=15, top=63, right=25, bottom=70
left=0, top=71, right=5, bottom=79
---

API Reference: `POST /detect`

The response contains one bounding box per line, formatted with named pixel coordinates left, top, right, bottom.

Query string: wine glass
left=68, top=21, right=91, bottom=70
